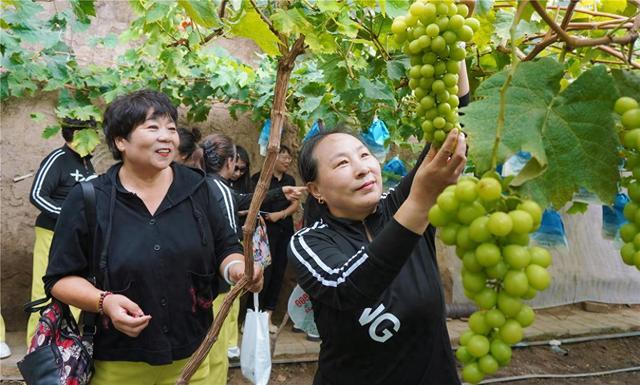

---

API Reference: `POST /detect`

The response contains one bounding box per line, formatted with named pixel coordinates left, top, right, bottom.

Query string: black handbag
left=18, top=182, right=103, bottom=385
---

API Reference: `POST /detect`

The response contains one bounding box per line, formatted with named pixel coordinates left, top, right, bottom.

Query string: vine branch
left=175, top=34, right=306, bottom=385
left=349, top=16, right=390, bottom=61
left=530, top=0, right=639, bottom=49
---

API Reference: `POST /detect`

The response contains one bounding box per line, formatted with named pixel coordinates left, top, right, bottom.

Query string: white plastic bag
left=240, top=293, right=271, bottom=385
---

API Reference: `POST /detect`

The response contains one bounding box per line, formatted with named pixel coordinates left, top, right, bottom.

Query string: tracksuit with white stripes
left=26, top=144, right=95, bottom=345
left=30, top=144, right=96, bottom=231
left=288, top=149, right=461, bottom=385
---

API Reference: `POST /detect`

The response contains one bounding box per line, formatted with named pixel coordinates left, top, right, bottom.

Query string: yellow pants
left=227, top=297, right=240, bottom=349
left=27, top=227, right=80, bottom=347
left=208, top=295, right=230, bottom=385
left=90, top=354, right=210, bottom=385
left=1, top=314, right=6, bottom=342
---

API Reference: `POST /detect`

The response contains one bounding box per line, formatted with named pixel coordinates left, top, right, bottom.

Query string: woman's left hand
left=228, top=261, right=264, bottom=293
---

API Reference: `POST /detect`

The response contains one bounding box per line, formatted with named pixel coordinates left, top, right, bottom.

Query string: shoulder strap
left=80, top=182, right=97, bottom=282
left=79, top=182, right=99, bottom=339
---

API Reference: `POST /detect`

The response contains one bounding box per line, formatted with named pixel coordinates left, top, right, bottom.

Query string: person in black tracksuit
left=289, top=89, right=470, bottom=384
left=26, top=118, right=97, bottom=346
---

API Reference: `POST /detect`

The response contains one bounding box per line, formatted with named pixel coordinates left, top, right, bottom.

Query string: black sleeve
left=43, top=184, right=91, bottom=295
left=382, top=92, right=471, bottom=212
left=288, top=219, right=421, bottom=311
left=30, top=150, right=65, bottom=219
left=234, top=188, right=286, bottom=211
left=206, top=180, right=244, bottom=268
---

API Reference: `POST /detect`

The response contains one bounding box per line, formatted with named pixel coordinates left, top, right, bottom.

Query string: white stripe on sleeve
left=213, top=179, right=236, bottom=231
left=31, top=149, right=65, bottom=214
left=289, top=233, right=369, bottom=287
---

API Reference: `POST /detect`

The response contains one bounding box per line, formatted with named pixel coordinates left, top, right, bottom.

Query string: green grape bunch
left=428, top=175, right=552, bottom=384
left=391, top=0, right=479, bottom=147
left=615, top=96, right=640, bottom=271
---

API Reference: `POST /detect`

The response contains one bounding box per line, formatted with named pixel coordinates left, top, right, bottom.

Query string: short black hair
left=61, top=117, right=97, bottom=142
left=279, top=144, right=292, bottom=155
left=103, top=89, right=178, bottom=160
left=232, top=145, right=252, bottom=193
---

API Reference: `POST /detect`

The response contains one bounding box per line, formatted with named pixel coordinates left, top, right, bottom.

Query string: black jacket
left=288, top=147, right=460, bottom=385
left=44, top=162, right=243, bottom=364
left=29, top=144, right=96, bottom=230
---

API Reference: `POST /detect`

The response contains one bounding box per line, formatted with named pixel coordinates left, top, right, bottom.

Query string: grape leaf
left=230, top=8, right=280, bottom=56
left=475, top=0, right=495, bottom=16
left=69, top=0, right=95, bottom=24
left=177, top=0, right=219, bottom=28
left=460, top=58, right=619, bottom=208
left=71, top=128, right=100, bottom=158
left=384, top=0, right=411, bottom=18
left=611, top=69, right=640, bottom=99
left=42, top=125, right=61, bottom=139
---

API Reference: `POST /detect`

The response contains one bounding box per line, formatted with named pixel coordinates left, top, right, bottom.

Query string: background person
left=43, top=90, right=262, bottom=385
left=26, top=117, right=98, bottom=346
left=177, top=127, right=204, bottom=169
left=251, top=145, right=299, bottom=333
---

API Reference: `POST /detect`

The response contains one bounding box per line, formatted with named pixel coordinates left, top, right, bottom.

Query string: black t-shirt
left=251, top=172, right=296, bottom=232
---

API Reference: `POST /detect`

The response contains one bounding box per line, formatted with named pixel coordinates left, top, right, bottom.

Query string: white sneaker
left=269, top=322, right=278, bottom=334
left=306, top=331, right=320, bottom=342
left=0, top=342, right=11, bottom=359
left=227, top=346, right=240, bottom=359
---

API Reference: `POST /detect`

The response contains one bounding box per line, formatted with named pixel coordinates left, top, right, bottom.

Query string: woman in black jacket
left=44, top=90, right=262, bottom=384
left=289, top=126, right=467, bottom=385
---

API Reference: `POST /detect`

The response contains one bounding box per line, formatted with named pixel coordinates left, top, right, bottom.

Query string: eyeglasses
left=234, top=166, right=247, bottom=173
left=278, top=154, right=292, bottom=161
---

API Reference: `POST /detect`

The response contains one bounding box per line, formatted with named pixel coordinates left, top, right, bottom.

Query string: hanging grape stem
left=490, top=0, right=529, bottom=171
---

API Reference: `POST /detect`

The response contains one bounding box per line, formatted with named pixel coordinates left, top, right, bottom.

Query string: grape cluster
left=428, top=176, right=552, bottom=384
left=390, top=0, right=478, bottom=147
left=616, top=96, right=640, bottom=271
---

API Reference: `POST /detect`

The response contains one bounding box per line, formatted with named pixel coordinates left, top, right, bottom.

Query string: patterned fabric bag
left=18, top=182, right=99, bottom=385
left=19, top=299, right=94, bottom=385
left=252, top=215, right=271, bottom=268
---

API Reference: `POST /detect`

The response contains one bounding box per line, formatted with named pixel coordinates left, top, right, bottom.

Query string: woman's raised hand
left=102, top=294, right=152, bottom=338
left=413, top=129, right=467, bottom=206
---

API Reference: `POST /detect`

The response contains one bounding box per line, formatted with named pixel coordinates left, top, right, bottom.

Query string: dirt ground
left=227, top=335, right=640, bottom=384
left=2, top=335, right=638, bottom=384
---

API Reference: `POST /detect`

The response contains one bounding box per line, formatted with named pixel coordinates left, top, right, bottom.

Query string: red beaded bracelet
left=98, top=291, right=113, bottom=314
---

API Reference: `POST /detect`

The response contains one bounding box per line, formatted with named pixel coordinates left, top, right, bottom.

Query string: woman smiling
left=43, top=90, right=262, bottom=385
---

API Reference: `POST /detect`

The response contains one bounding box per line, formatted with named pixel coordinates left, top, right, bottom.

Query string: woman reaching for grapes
left=288, top=68, right=469, bottom=382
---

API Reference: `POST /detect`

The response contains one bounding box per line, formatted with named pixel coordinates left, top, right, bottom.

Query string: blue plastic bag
left=361, top=118, right=390, bottom=163
left=258, top=119, right=286, bottom=156
left=530, top=209, right=568, bottom=248
left=258, top=119, right=271, bottom=156
left=382, top=156, right=407, bottom=189
left=303, top=120, right=322, bottom=143
left=603, top=193, right=630, bottom=238
left=501, top=151, right=531, bottom=177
